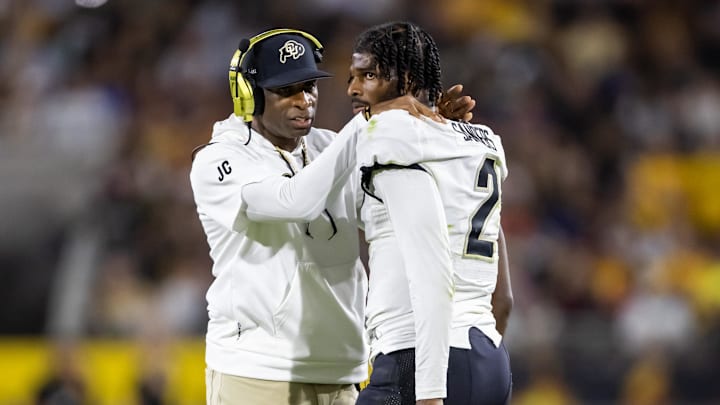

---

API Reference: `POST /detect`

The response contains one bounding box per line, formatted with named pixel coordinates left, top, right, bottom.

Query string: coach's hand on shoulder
left=371, top=95, right=445, bottom=123
left=417, top=399, right=443, bottom=405
left=438, top=84, right=476, bottom=122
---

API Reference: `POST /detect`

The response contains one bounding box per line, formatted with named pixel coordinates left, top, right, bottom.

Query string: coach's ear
left=438, top=84, right=475, bottom=122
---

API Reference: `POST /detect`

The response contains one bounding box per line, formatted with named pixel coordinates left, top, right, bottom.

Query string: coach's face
left=252, top=80, right=318, bottom=151
left=347, top=52, right=400, bottom=115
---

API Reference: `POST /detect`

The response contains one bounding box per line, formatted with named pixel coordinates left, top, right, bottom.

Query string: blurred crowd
left=1, top=0, right=719, bottom=404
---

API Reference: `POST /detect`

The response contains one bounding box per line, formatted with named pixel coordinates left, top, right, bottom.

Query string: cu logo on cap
left=279, top=40, right=305, bottom=64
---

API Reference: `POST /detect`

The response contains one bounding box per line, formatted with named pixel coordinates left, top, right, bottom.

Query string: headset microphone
left=238, top=38, right=250, bottom=53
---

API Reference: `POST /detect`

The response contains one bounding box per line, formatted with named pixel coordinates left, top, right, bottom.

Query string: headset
left=229, top=28, right=325, bottom=122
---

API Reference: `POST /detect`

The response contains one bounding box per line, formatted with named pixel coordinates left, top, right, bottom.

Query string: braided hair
left=353, top=21, right=443, bottom=107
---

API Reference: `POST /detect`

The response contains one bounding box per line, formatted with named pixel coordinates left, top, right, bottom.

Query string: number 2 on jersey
left=464, top=158, right=500, bottom=260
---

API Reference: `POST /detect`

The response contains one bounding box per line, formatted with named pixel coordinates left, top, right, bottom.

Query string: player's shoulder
left=357, top=110, right=428, bottom=167
left=452, top=120, right=509, bottom=178
left=362, top=110, right=425, bottom=146
left=443, top=120, right=504, bottom=152
left=367, top=110, right=419, bottom=132
left=475, top=122, right=503, bottom=147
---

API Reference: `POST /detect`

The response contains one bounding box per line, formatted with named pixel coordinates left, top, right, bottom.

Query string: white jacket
left=189, top=113, right=367, bottom=383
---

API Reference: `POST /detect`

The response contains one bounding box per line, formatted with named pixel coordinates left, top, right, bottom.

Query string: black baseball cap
left=247, top=34, right=332, bottom=89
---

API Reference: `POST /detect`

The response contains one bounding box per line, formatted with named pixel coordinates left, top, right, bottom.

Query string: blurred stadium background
left=1, top=0, right=719, bottom=404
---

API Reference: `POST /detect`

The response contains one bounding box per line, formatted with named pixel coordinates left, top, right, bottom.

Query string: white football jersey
left=358, top=110, right=508, bottom=356
left=189, top=113, right=368, bottom=384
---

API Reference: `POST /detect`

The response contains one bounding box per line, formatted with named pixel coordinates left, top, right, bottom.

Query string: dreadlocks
left=353, top=21, right=443, bottom=107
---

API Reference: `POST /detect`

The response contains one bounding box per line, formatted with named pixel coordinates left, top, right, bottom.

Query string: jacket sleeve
left=241, top=114, right=365, bottom=222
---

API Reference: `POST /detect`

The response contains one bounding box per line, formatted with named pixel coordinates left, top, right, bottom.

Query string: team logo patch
left=279, top=40, right=305, bottom=63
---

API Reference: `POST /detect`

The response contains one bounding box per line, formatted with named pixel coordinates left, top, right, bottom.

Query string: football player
left=349, top=21, right=513, bottom=405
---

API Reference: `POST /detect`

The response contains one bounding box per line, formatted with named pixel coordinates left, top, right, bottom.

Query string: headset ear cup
left=234, top=73, right=255, bottom=122
left=229, top=47, right=255, bottom=122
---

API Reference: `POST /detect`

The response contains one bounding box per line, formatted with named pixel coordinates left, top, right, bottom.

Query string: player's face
left=347, top=52, right=400, bottom=115
left=252, top=80, right=318, bottom=150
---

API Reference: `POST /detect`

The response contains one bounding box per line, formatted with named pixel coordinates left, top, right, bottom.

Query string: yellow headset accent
left=228, top=28, right=324, bottom=122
